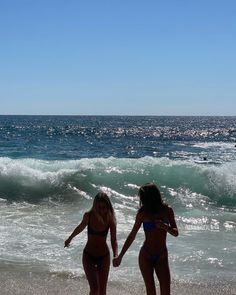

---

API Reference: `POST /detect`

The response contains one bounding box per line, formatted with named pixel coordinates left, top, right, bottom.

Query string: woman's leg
left=82, top=251, right=99, bottom=295
left=139, top=247, right=156, bottom=295
left=154, top=253, right=170, bottom=295
left=97, top=252, right=110, bottom=295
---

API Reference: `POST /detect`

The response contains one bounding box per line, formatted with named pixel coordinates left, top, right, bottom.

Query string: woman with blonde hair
left=113, top=183, right=178, bottom=295
left=65, top=192, right=117, bottom=295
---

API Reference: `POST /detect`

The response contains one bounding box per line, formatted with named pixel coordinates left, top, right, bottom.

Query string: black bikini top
left=87, top=214, right=109, bottom=237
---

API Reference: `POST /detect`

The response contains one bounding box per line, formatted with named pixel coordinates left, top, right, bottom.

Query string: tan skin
left=65, top=201, right=118, bottom=295
left=113, top=206, right=178, bottom=295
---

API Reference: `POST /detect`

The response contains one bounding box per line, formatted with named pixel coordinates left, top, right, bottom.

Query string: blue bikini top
left=143, top=217, right=169, bottom=233
left=143, top=221, right=156, bottom=232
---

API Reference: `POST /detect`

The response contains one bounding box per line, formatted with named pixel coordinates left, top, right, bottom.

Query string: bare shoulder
left=166, top=206, right=177, bottom=223
left=166, top=206, right=178, bottom=233
left=167, top=206, right=175, bottom=215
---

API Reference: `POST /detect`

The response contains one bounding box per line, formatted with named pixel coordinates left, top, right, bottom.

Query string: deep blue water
left=1, top=115, right=236, bottom=160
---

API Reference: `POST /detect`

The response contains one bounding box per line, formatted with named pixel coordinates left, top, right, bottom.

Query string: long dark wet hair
left=90, top=192, right=116, bottom=224
left=138, top=183, right=168, bottom=214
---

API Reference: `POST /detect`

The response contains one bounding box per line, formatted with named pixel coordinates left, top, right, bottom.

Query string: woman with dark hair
left=65, top=192, right=117, bottom=295
left=113, top=183, right=178, bottom=295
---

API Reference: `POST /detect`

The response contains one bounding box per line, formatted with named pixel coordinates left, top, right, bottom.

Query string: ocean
left=0, top=115, right=235, bottom=286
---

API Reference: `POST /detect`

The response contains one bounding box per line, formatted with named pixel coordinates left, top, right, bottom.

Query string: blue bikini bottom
left=142, top=246, right=167, bottom=266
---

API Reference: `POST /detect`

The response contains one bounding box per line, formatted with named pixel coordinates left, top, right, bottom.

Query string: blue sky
left=0, top=0, right=235, bottom=115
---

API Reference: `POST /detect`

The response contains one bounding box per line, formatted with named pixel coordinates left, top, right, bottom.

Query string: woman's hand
left=64, top=238, right=71, bottom=248
left=113, top=255, right=122, bottom=267
left=155, top=220, right=168, bottom=231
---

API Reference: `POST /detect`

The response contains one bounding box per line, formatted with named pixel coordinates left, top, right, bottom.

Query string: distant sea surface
left=0, top=115, right=235, bottom=284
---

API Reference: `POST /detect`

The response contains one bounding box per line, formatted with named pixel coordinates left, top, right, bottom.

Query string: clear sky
left=0, top=0, right=235, bottom=115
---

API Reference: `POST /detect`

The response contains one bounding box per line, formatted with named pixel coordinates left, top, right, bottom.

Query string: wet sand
left=1, top=271, right=235, bottom=295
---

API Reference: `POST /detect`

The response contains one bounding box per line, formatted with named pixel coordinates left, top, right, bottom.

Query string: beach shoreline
left=1, top=271, right=236, bottom=295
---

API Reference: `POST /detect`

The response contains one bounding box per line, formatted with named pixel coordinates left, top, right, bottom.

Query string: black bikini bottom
left=83, top=249, right=109, bottom=267
left=142, top=246, right=167, bottom=266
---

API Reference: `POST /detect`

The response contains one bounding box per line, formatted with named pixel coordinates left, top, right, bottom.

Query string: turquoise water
left=0, top=116, right=235, bottom=283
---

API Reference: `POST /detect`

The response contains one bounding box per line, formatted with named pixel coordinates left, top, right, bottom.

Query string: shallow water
left=0, top=116, right=235, bottom=283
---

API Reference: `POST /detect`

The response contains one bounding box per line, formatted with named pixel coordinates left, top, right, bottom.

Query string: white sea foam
left=0, top=156, right=235, bottom=281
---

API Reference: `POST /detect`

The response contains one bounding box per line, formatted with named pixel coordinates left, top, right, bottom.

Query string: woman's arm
left=155, top=207, right=178, bottom=237
left=113, top=212, right=142, bottom=266
left=110, top=218, right=118, bottom=258
left=166, top=207, right=179, bottom=237
left=64, top=212, right=89, bottom=247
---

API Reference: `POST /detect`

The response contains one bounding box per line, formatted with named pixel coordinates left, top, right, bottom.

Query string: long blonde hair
left=90, top=192, right=116, bottom=224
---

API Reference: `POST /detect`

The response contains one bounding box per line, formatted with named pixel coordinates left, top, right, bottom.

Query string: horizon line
left=0, top=114, right=235, bottom=117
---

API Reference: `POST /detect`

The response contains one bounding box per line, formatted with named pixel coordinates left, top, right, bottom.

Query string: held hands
left=113, top=255, right=122, bottom=267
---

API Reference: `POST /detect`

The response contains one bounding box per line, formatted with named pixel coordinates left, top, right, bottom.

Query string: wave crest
left=0, top=157, right=235, bottom=208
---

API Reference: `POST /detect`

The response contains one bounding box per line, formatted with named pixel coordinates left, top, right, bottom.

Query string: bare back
left=140, top=206, right=176, bottom=253
left=85, top=212, right=111, bottom=256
